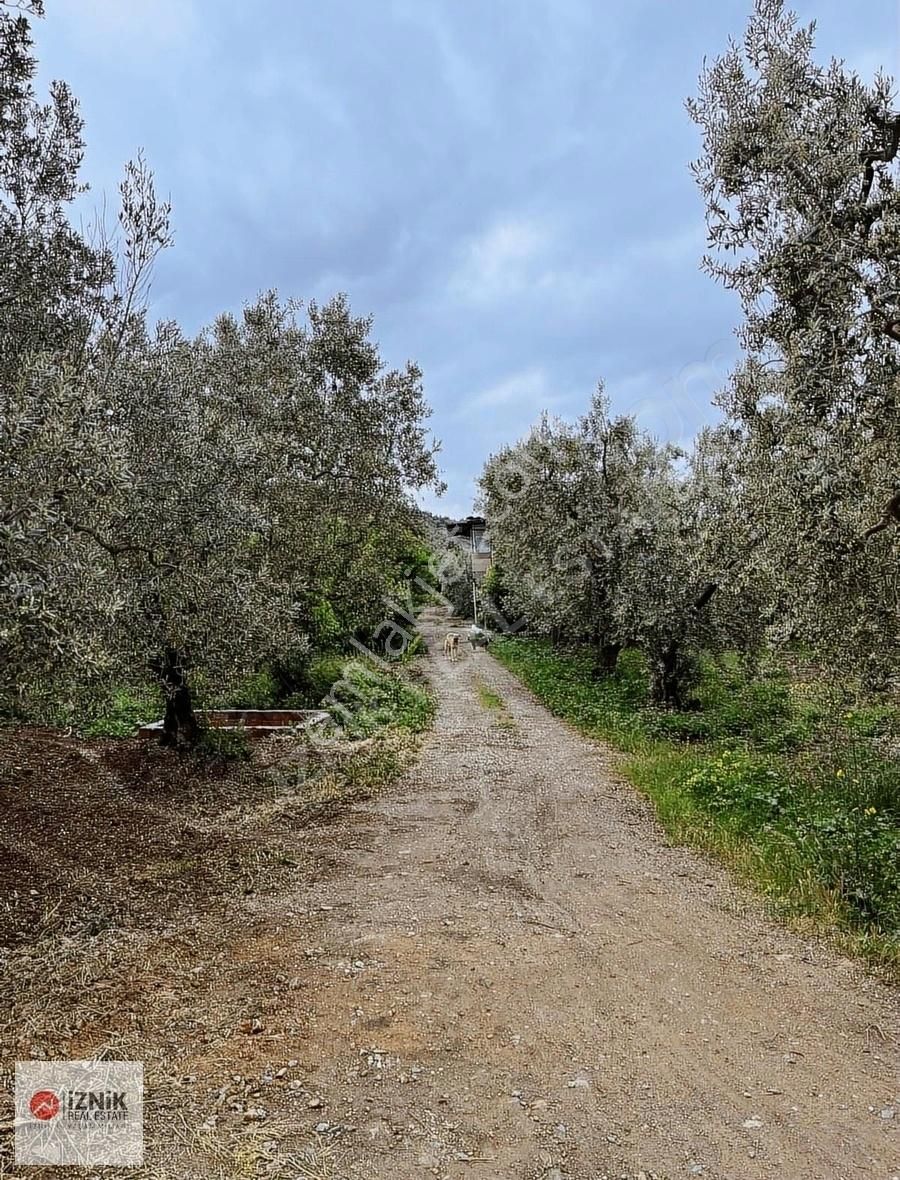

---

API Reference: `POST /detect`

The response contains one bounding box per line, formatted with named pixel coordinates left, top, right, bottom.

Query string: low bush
left=325, top=659, right=435, bottom=739
left=682, top=749, right=793, bottom=831
left=645, top=657, right=818, bottom=751
left=227, top=668, right=280, bottom=710
left=78, top=687, right=160, bottom=738
left=192, top=728, right=252, bottom=762
left=793, top=804, right=900, bottom=929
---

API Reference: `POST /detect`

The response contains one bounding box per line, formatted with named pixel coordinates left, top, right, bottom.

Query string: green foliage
left=689, top=0, right=900, bottom=682
left=326, top=659, right=435, bottom=739
left=77, top=687, right=159, bottom=738
left=305, top=654, right=347, bottom=704
left=272, top=651, right=350, bottom=708
left=310, top=600, right=342, bottom=648
left=815, top=744, right=900, bottom=822
left=682, top=750, right=792, bottom=831
left=400, top=536, right=436, bottom=609
left=644, top=657, right=818, bottom=752
left=192, top=727, right=252, bottom=762
left=482, top=564, right=502, bottom=599
left=842, top=704, right=896, bottom=742
left=480, top=394, right=764, bottom=708
left=436, top=539, right=475, bottom=620
left=793, top=805, right=900, bottom=929
left=492, top=637, right=647, bottom=750
left=497, top=633, right=900, bottom=964
left=0, top=5, right=442, bottom=738
left=404, top=632, right=426, bottom=660
left=227, top=668, right=280, bottom=710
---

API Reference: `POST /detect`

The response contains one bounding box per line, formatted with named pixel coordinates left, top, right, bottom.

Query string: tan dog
left=443, top=632, right=460, bottom=661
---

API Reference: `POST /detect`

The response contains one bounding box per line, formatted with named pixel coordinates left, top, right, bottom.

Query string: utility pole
left=470, top=522, right=479, bottom=626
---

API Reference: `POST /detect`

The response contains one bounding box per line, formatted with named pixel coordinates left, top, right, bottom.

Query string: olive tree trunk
left=155, top=646, right=199, bottom=748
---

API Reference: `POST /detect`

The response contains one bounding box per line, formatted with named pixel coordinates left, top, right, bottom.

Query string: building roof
left=445, top=515, right=486, bottom=538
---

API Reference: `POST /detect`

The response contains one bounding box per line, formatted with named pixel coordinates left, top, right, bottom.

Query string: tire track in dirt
left=248, top=607, right=899, bottom=1178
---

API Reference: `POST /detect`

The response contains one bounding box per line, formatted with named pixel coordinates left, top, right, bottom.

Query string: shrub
left=682, top=750, right=793, bottom=831
left=306, top=654, right=347, bottom=703
left=79, top=687, right=159, bottom=738
left=192, top=728, right=252, bottom=762
left=326, top=660, right=434, bottom=738
left=794, top=806, right=900, bottom=930
left=227, top=668, right=279, bottom=710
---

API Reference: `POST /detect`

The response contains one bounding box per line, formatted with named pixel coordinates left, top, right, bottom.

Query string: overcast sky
left=32, top=0, right=900, bottom=516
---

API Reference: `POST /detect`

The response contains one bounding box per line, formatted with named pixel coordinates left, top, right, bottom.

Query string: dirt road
left=246, top=608, right=898, bottom=1178
left=5, top=608, right=898, bottom=1179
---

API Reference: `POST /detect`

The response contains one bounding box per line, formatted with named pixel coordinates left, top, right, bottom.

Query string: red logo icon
left=29, top=1090, right=60, bottom=1121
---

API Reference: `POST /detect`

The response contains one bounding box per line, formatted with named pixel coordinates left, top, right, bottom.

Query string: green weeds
left=493, top=636, right=900, bottom=976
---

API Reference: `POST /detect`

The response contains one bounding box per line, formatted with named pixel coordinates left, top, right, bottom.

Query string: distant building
left=447, top=515, right=492, bottom=584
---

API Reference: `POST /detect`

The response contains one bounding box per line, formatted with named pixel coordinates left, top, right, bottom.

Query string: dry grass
left=0, top=722, right=422, bottom=1177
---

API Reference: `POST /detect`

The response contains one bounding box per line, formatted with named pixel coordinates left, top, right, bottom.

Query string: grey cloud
left=30, top=0, right=900, bottom=512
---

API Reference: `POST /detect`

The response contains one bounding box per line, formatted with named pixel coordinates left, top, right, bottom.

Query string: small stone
left=743, top=1117, right=763, bottom=1129
left=880, top=1107, right=895, bottom=1120
left=308, top=1097, right=323, bottom=1109
left=566, top=1077, right=590, bottom=1089
left=315, top=1121, right=330, bottom=1133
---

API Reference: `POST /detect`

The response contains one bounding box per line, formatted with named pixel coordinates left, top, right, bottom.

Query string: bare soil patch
left=1, top=612, right=898, bottom=1178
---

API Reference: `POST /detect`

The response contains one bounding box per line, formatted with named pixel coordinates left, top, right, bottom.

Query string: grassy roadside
left=287, top=656, right=436, bottom=811
left=492, top=637, right=900, bottom=978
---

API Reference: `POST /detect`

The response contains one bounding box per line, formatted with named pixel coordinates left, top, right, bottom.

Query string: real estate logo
left=15, top=1060, right=143, bottom=1166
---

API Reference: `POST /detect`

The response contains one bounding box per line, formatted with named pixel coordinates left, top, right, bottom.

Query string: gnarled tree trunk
left=657, top=640, right=684, bottom=709
left=593, top=639, right=622, bottom=678
left=155, top=646, right=199, bottom=748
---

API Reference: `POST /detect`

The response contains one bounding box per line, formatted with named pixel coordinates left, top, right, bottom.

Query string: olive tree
left=64, top=291, right=442, bottom=744
left=480, top=390, right=761, bottom=705
left=614, top=425, right=767, bottom=707
left=0, top=2, right=164, bottom=705
left=1, top=2, right=443, bottom=739
left=688, top=0, right=900, bottom=682
left=481, top=389, right=684, bottom=681
left=481, top=413, right=592, bottom=644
